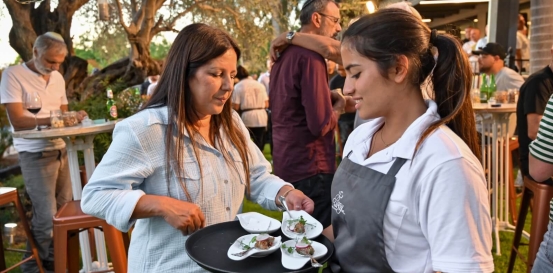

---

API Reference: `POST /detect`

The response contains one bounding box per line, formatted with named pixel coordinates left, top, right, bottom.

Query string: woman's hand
left=277, top=187, right=315, bottom=214
left=270, top=32, right=290, bottom=62
left=161, top=198, right=206, bottom=236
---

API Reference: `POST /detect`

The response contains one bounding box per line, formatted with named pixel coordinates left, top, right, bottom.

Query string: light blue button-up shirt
left=82, top=107, right=290, bottom=272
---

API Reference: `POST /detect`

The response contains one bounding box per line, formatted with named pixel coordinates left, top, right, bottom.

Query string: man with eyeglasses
left=269, top=0, right=344, bottom=229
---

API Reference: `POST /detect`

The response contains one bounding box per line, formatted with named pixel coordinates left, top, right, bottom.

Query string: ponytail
left=417, top=33, right=480, bottom=158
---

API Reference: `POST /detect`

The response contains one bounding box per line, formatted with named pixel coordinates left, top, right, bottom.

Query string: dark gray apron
left=330, top=151, right=407, bottom=273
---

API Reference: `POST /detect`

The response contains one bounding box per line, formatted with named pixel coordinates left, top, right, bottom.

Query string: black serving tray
left=185, top=220, right=334, bottom=273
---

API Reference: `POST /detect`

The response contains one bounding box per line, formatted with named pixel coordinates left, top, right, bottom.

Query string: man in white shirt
left=476, top=25, right=488, bottom=51
left=232, top=65, right=268, bottom=151
left=463, top=28, right=481, bottom=72
left=0, top=32, right=87, bottom=273
left=516, top=14, right=530, bottom=73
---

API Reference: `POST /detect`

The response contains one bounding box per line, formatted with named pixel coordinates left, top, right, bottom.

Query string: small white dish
left=281, top=210, right=323, bottom=239
left=227, top=234, right=282, bottom=261
left=280, top=239, right=327, bottom=270
left=236, top=212, right=281, bottom=234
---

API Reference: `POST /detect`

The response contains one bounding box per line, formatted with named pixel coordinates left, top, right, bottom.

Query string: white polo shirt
left=0, top=63, right=67, bottom=152
left=343, top=100, right=494, bottom=273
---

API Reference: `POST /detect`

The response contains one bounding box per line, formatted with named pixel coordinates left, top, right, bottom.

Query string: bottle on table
left=480, top=74, right=489, bottom=103
left=106, top=88, right=118, bottom=121
left=489, top=74, right=497, bottom=100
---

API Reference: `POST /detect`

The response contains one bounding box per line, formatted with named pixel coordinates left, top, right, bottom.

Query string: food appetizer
left=254, top=234, right=275, bottom=250
left=287, top=216, right=313, bottom=234
left=282, top=237, right=315, bottom=256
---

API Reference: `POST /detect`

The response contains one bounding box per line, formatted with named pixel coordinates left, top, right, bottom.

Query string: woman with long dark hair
left=81, top=24, right=314, bottom=272
left=325, top=8, right=493, bottom=272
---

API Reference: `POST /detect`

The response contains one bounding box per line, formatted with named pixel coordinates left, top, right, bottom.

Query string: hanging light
left=98, top=0, right=110, bottom=21
left=366, top=1, right=376, bottom=14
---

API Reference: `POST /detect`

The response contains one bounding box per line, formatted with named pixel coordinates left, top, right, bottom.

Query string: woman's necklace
left=379, top=126, right=397, bottom=148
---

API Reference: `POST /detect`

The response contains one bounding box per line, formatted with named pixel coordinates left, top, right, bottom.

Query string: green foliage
left=74, top=23, right=130, bottom=70
left=69, top=78, right=143, bottom=163
left=150, top=37, right=172, bottom=61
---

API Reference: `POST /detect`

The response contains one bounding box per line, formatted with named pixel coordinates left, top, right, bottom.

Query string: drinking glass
left=24, top=92, right=42, bottom=130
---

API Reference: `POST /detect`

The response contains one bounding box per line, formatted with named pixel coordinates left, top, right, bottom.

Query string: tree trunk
left=529, top=0, right=553, bottom=74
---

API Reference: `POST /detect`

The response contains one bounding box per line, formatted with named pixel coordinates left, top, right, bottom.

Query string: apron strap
left=386, top=158, right=407, bottom=176
left=346, top=150, right=353, bottom=158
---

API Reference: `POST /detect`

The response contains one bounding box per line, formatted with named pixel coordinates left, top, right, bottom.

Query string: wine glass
left=24, top=92, right=42, bottom=130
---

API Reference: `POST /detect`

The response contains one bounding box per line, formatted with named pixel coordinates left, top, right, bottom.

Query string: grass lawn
left=0, top=145, right=536, bottom=272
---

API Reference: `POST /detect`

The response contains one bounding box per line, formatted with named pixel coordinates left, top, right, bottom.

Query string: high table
left=473, top=103, right=528, bottom=255
left=12, top=120, right=119, bottom=272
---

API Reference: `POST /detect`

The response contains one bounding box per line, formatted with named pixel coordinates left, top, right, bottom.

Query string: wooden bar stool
left=53, top=200, right=127, bottom=273
left=508, top=137, right=521, bottom=224
left=508, top=177, right=553, bottom=273
left=0, top=187, right=44, bottom=273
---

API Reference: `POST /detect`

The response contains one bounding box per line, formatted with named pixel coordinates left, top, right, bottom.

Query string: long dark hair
left=342, top=8, right=480, bottom=158
left=143, top=23, right=251, bottom=200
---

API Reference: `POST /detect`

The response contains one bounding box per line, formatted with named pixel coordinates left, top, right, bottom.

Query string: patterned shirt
left=529, top=95, right=553, bottom=222
left=81, top=107, right=291, bottom=272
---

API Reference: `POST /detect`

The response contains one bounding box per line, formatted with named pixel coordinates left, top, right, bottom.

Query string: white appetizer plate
left=236, top=212, right=281, bottom=234
left=281, top=210, right=323, bottom=240
left=280, top=239, right=328, bottom=270
left=227, top=234, right=282, bottom=261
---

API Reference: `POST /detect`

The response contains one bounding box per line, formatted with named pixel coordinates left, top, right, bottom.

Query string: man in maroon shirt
left=269, top=0, right=343, bottom=228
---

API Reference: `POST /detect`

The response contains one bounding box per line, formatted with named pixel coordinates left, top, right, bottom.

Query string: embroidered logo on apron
left=332, top=191, right=345, bottom=215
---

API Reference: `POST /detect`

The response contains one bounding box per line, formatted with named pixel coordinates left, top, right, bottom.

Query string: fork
left=308, top=255, right=323, bottom=268
left=297, top=253, right=323, bottom=268
left=231, top=246, right=256, bottom=257
left=278, top=195, right=294, bottom=219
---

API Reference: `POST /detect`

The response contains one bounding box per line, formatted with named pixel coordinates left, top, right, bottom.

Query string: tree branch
left=197, top=3, right=221, bottom=12
left=224, top=6, right=245, bottom=33
left=114, top=0, right=131, bottom=33
left=132, top=0, right=149, bottom=31
left=130, top=0, right=138, bottom=14
left=150, top=3, right=197, bottom=37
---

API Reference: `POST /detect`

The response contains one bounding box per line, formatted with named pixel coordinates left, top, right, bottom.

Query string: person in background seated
left=517, top=45, right=553, bottom=184
left=232, top=65, right=269, bottom=151
left=324, top=8, right=493, bottom=272
left=81, top=24, right=314, bottom=273
left=528, top=94, right=553, bottom=273
left=473, top=43, right=525, bottom=91
left=0, top=32, right=88, bottom=273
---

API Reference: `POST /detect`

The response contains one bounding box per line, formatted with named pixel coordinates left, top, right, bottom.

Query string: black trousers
left=293, top=173, right=334, bottom=229
left=248, top=127, right=266, bottom=151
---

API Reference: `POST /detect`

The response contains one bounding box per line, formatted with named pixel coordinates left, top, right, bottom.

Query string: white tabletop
left=472, top=103, right=517, bottom=113
left=12, top=120, right=119, bottom=139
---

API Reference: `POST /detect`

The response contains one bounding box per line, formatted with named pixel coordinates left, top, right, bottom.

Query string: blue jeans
left=18, top=149, right=72, bottom=273
left=533, top=222, right=553, bottom=272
